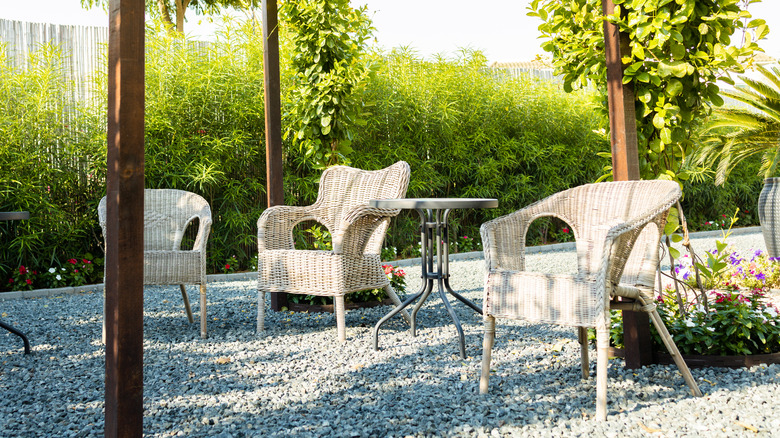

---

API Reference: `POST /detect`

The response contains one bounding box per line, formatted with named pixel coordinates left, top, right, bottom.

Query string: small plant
left=307, top=225, right=332, bottom=251
left=349, top=264, right=407, bottom=303
left=64, top=257, right=95, bottom=287
left=550, top=226, right=573, bottom=243
left=10, top=266, right=37, bottom=291
left=43, top=267, right=68, bottom=289
left=223, top=255, right=238, bottom=274
left=610, top=288, right=780, bottom=356
left=456, top=235, right=477, bottom=253
left=381, top=246, right=397, bottom=261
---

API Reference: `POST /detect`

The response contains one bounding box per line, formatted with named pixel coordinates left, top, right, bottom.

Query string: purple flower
left=756, top=272, right=766, bottom=282
left=729, top=253, right=744, bottom=265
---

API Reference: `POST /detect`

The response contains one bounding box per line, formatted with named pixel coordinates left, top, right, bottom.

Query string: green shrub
left=0, top=42, right=106, bottom=284
left=351, top=49, right=611, bottom=252
left=4, top=19, right=763, bottom=291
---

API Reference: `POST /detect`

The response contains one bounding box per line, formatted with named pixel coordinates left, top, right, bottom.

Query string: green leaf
left=320, top=115, right=332, bottom=127
left=653, top=113, right=666, bottom=129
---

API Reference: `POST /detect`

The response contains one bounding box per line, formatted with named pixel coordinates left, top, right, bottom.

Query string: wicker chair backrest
left=313, top=161, right=410, bottom=253
left=98, top=189, right=212, bottom=251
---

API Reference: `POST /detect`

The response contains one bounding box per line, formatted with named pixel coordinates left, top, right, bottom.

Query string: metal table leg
left=373, top=206, right=483, bottom=359
left=0, top=319, right=31, bottom=354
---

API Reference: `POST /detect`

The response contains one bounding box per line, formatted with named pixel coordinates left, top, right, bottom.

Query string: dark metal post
left=105, top=0, right=145, bottom=436
left=262, top=0, right=287, bottom=311
left=602, top=0, right=652, bottom=368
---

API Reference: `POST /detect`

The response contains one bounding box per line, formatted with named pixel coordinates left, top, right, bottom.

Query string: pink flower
left=19, top=266, right=27, bottom=275
left=382, top=265, right=393, bottom=275
left=74, top=269, right=79, bottom=274
left=395, top=269, right=405, bottom=277
left=8, top=278, right=13, bottom=284
left=225, top=264, right=231, bottom=270
left=562, top=227, right=570, bottom=234
left=68, top=259, right=77, bottom=265
left=25, top=279, right=32, bottom=285
left=82, top=259, right=90, bottom=264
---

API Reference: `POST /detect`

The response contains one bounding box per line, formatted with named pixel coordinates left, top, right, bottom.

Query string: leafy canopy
left=528, top=0, right=767, bottom=182
left=80, top=0, right=257, bottom=33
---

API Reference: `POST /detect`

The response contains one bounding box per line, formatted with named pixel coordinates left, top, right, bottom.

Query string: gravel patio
left=2, top=228, right=780, bottom=437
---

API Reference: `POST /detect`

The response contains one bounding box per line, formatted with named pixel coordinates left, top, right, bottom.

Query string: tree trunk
left=175, top=0, right=191, bottom=34
left=157, top=0, right=175, bottom=31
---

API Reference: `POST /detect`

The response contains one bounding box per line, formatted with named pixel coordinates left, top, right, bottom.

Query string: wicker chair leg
left=335, top=295, right=347, bottom=342
left=648, top=309, right=702, bottom=396
left=595, top=327, right=609, bottom=421
left=384, top=285, right=412, bottom=325
left=199, top=284, right=207, bottom=339
left=479, top=315, right=496, bottom=394
left=180, top=285, right=194, bottom=324
left=257, top=291, right=266, bottom=335
left=578, top=327, right=589, bottom=379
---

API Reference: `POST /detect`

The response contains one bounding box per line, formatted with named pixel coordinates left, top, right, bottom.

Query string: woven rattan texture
left=98, top=189, right=212, bottom=337
left=257, top=162, right=411, bottom=341
left=478, top=180, right=701, bottom=420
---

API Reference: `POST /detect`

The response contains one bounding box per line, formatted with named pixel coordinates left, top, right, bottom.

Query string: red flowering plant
left=10, top=265, right=38, bottom=291
left=223, top=255, right=238, bottom=274
left=63, top=257, right=96, bottom=286
left=348, top=264, right=407, bottom=304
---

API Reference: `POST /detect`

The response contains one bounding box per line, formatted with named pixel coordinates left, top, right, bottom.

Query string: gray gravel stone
left=2, top=229, right=780, bottom=436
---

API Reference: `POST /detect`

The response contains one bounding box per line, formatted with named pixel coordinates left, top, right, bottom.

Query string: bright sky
left=0, top=0, right=778, bottom=63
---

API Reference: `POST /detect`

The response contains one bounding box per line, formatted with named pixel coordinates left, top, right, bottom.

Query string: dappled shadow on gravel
left=3, top=277, right=780, bottom=437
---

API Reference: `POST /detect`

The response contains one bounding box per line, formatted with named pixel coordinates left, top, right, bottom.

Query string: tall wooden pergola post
left=104, top=0, right=145, bottom=436
left=262, top=0, right=287, bottom=311
left=602, top=0, right=652, bottom=368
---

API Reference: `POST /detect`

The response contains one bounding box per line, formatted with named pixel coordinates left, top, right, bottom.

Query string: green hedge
left=350, top=50, right=610, bottom=254
left=0, top=24, right=765, bottom=291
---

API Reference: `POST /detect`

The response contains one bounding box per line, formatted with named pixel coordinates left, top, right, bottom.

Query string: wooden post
left=602, top=0, right=652, bottom=368
left=105, top=0, right=145, bottom=436
left=262, top=0, right=287, bottom=311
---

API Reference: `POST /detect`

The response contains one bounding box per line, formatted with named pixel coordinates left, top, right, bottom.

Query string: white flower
left=707, top=327, right=715, bottom=332
left=767, top=307, right=779, bottom=318
left=55, top=275, right=62, bottom=281
left=48, top=267, right=56, bottom=273
left=685, top=319, right=696, bottom=328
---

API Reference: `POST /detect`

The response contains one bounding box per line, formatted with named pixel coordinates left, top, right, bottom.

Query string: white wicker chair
left=257, top=161, right=411, bottom=342
left=98, top=189, right=212, bottom=338
left=478, top=180, right=702, bottom=420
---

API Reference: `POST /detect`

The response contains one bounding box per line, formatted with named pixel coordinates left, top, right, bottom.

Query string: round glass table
left=370, top=198, right=498, bottom=358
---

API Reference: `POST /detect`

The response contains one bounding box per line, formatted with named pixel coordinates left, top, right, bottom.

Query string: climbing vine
left=528, top=0, right=768, bottom=181
left=282, top=0, right=375, bottom=169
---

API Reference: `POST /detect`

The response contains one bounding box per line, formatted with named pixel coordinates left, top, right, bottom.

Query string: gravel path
left=1, top=228, right=779, bottom=437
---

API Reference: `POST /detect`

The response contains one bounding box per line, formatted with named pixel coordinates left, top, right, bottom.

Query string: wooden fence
left=0, top=18, right=108, bottom=104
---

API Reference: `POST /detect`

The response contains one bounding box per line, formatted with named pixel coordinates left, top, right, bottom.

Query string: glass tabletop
left=0, top=211, right=30, bottom=221
left=368, top=198, right=497, bottom=209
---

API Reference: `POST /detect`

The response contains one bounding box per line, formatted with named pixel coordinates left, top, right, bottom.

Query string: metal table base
left=1, top=211, right=31, bottom=354
left=0, top=319, right=31, bottom=354
left=371, top=199, right=497, bottom=358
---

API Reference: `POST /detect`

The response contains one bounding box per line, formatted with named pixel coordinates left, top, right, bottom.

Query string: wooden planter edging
left=609, top=347, right=780, bottom=369
left=287, top=298, right=394, bottom=314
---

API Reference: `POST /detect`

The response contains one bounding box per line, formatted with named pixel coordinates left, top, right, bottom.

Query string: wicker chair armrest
left=257, top=205, right=317, bottom=251
left=333, top=204, right=402, bottom=254
left=480, top=199, right=562, bottom=272
left=191, top=214, right=213, bottom=253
